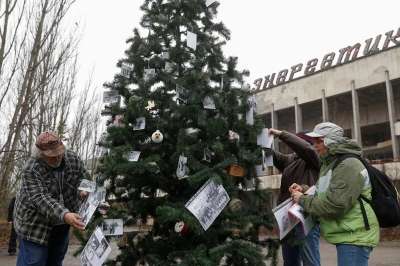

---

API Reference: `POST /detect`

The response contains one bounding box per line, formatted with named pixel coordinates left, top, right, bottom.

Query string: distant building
left=253, top=27, right=400, bottom=195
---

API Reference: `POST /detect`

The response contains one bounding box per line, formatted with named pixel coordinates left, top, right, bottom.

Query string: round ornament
left=174, top=221, right=189, bottom=236
left=151, top=130, right=163, bottom=143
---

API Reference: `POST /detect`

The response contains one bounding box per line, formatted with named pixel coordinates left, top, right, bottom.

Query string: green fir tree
left=93, top=0, right=278, bottom=265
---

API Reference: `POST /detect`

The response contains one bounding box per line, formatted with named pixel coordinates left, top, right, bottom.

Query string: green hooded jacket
left=299, top=140, right=379, bottom=247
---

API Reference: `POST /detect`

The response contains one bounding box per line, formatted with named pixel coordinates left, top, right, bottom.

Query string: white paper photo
left=133, top=117, right=146, bottom=131
left=144, top=68, right=156, bottom=82
left=187, top=31, right=197, bottom=50
left=103, top=90, right=119, bottom=104
left=121, top=62, right=134, bottom=78
left=164, top=62, right=174, bottom=73
left=203, top=96, right=216, bottom=110
left=176, top=86, right=188, bottom=104
left=272, top=198, right=298, bottom=240
left=78, top=179, right=96, bottom=193
left=246, top=95, right=257, bottom=125
left=185, top=179, right=230, bottom=231
left=161, top=51, right=170, bottom=59
left=126, top=151, right=141, bottom=162
left=102, top=219, right=123, bottom=236
left=176, top=154, right=189, bottom=179
left=78, top=200, right=98, bottom=229
left=80, top=227, right=112, bottom=266
left=257, top=128, right=274, bottom=148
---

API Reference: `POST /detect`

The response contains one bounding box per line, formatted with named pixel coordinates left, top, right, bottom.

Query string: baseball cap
left=306, top=122, right=344, bottom=139
left=35, top=131, right=65, bottom=157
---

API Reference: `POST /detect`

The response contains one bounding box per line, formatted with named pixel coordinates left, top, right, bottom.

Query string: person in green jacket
left=290, top=122, right=379, bottom=266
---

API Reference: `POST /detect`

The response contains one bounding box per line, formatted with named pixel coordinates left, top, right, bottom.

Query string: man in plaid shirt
left=14, top=131, right=89, bottom=266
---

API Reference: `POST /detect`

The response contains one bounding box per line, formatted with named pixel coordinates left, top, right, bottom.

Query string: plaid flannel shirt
left=14, top=150, right=89, bottom=245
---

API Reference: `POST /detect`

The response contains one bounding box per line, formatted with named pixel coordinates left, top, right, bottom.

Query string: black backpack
left=332, top=154, right=400, bottom=229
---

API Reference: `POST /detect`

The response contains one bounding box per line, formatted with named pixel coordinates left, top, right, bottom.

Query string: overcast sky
left=69, top=0, right=400, bottom=91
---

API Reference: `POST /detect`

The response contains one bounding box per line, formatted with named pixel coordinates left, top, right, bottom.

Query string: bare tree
left=0, top=0, right=77, bottom=201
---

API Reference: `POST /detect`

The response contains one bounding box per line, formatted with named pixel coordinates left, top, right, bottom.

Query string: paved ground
left=1, top=239, right=399, bottom=265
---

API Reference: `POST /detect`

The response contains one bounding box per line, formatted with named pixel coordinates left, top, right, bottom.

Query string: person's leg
left=46, top=224, right=70, bottom=266
left=282, top=241, right=301, bottom=266
left=300, top=225, right=321, bottom=266
left=8, top=222, right=17, bottom=254
left=16, top=237, right=48, bottom=266
left=336, top=244, right=372, bottom=266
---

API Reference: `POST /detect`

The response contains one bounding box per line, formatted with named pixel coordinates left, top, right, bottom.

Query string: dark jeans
left=16, top=224, right=70, bottom=266
left=282, top=224, right=321, bottom=266
left=8, top=222, right=17, bottom=253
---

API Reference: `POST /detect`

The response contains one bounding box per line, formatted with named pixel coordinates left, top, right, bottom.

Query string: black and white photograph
left=103, top=90, right=119, bottom=103
left=202, top=96, right=216, bottom=110
left=121, top=62, right=134, bottom=78
left=79, top=199, right=97, bottom=228
left=133, top=117, right=146, bottom=131
left=126, top=151, right=141, bottom=162
left=176, top=154, right=189, bottom=179
left=143, top=68, right=155, bottom=81
left=185, top=179, right=230, bottom=231
left=80, top=227, right=112, bottom=266
left=176, top=85, right=188, bottom=104
left=102, top=219, right=123, bottom=236
left=245, top=95, right=256, bottom=125
left=257, top=128, right=273, bottom=148
left=78, top=179, right=96, bottom=193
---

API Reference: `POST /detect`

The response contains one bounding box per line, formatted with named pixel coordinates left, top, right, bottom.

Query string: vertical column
left=322, top=89, right=329, bottom=122
left=294, top=97, right=303, bottom=133
left=271, top=104, right=279, bottom=151
left=384, top=71, right=399, bottom=158
left=351, top=80, right=362, bottom=147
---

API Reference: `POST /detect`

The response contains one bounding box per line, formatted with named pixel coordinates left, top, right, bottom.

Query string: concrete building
left=253, top=27, right=400, bottom=196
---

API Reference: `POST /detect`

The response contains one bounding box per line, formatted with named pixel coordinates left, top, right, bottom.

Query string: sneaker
left=8, top=250, right=16, bottom=256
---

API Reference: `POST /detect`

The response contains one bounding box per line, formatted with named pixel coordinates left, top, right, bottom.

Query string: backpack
left=332, top=154, right=400, bottom=229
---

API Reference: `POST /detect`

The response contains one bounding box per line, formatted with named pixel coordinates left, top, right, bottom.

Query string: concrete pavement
left=1, top=239, right=399, bottom=265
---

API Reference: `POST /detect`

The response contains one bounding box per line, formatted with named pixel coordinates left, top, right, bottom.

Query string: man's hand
left=64, top=212, right=85, bottom=230
left=289, top=183, right=303, bottom=193
left=269, top=128, right=282, bottom=136
left=291, top=191, right=304, bottom=203
left=79, top=190, right=89, bottom=200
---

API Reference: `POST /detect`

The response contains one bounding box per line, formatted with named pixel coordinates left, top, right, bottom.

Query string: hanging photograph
left=121, top=62, right=134, bottom=78
left=176, top=154, right=189, bottom=179
left=186, top=31, right=197, bottom=50
left=144, top=68, right=156, bottom=82
left=78, top=179, right=96, bottom=193
left=203, top=96, right=216, bottom=110
left=126, top=151, right=141, bottom=162
left=257, top=128, right=273, bottom=148
left=103, top=90, right=120, bottom=104
left=176, top=85, right=188, bottom=104
left=185, top=179, right=230, bottom=230
left=246, top=95, right=256, bottom=125
left=80, top=227, right=112, bottom=266
left=102, top=219, right=123, bottom=236
left=133, top=117, right=146, bottom=130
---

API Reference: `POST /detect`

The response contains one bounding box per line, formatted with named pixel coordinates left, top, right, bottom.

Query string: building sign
left=253, top=27, right=400, bottom=92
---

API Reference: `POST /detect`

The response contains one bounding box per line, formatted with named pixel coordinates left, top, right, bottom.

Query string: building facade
left=253, top=27, right=400, bottom=196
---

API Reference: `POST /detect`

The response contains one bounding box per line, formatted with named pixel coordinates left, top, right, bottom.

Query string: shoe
left=8, top=250, right=16, bottom=256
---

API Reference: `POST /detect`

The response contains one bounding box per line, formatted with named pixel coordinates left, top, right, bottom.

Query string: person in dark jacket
left=269, top=128, right=321, bottom=266
left=8, top=196, right=17, bottom=255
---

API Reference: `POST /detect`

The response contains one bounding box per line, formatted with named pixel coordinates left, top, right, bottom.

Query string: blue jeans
left=336, top=244, right=372, bottom=266
left=282, top=224, right=321, bottom=266
left=17, top=224, right=70, bottom=266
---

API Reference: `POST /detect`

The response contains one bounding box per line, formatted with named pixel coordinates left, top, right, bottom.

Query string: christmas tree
left=93, top=0, right=278, bottom=265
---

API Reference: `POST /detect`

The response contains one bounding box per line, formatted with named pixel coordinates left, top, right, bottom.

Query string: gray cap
left=306, top=122, right=344, bottom=142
